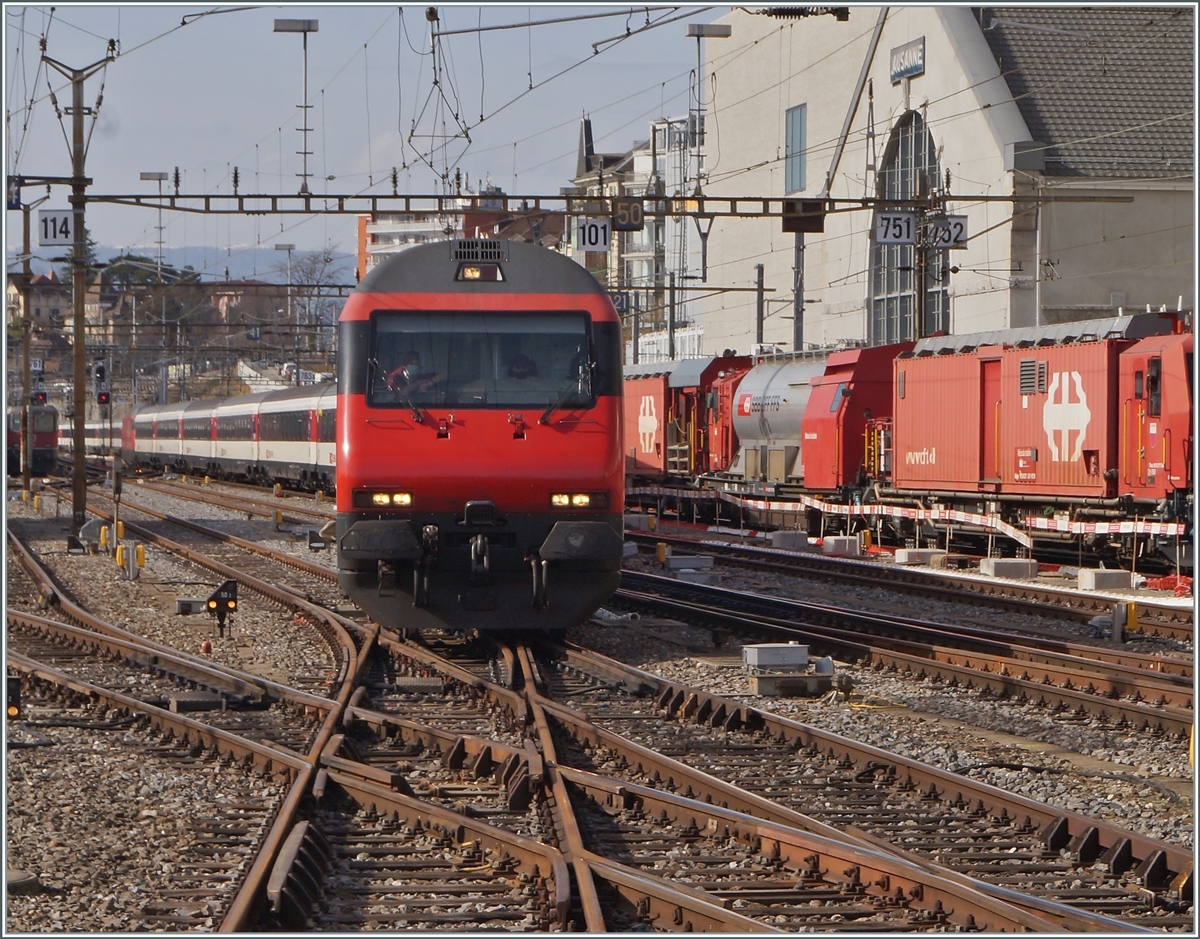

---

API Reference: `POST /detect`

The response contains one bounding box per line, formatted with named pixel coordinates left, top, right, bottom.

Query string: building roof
left=979, top=6, right=1193, bottom=179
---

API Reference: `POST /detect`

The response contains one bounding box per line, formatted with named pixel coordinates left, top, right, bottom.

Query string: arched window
left=869, top=111, right=949, bottom=344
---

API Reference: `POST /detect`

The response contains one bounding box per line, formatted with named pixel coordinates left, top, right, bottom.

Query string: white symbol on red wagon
left=638, top=395, right=659, bottom=454
left=1042, top=371, right=1090, bottom=461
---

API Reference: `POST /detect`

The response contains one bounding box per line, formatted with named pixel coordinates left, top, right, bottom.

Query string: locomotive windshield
left=368, top=311, right=594, bottom=411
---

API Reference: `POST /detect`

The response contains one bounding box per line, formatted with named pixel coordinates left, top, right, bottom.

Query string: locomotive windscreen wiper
left=369, top=358, right=423, bottom=423
left=540, top=361, right=592, bottom=424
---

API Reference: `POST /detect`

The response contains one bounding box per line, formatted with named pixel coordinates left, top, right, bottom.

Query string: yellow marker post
left=99, top=526, right=109, bottom=548
left=135, top=544, right=146, bottom=568
left=115, top=544, right=125, bottom=568
left=116, top=520, right=124, bottom=539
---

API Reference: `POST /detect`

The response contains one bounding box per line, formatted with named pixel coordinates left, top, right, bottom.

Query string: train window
left=367, top=311, right=595, bottom=411
left=897, top=370, right=905, bottom=399
left=1147, top=357, right=1161, bottom=417
left=261, top=410, right=308, bottom=441
left=183, top=417, right=211, bottom=440
left=317, top=409, right=336, bottom=442
left=828, top=383, right=850, bottom=412
left=32, top=412, right=57, bottom=433
left=1134, top=370, right=1143, bottom=399
left=217, top=414, right=254, bottom=441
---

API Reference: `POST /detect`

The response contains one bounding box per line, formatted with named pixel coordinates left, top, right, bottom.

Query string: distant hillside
left=7, top=245, right=356, bottom=283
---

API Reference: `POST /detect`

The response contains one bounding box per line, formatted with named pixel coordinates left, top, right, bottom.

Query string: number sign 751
left=874, top=212, right=915, bottom=245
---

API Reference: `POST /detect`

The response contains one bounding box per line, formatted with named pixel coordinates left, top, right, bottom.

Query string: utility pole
left=668, top=272, right=676, bottom=361
left=755, top=263, right=765, bottom=348
left=44, top=45, right=115, bottom=534
left=18, top=189, right=50, bottom=491
left=792, top=234, right=805, bottom=351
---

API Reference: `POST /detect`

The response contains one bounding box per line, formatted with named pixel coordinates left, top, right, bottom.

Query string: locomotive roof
left=356, top=239, right=606, bottom=297
left=910, top=312, right=1177, bottom=357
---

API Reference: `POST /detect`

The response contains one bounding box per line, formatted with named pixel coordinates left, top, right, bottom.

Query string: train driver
left=386, top=350, right=444, bottom=395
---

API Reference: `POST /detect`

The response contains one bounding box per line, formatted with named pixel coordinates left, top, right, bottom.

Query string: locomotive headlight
left=354, top=489, right=415, bottom=509
left=550, top=492, right=609, bottom=509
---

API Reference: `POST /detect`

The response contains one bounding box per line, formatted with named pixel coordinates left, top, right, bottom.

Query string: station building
left=699, top=6, right=1193, bottom=354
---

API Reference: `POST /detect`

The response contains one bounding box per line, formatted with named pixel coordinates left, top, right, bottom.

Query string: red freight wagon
left=624, top=365, right=672, bottom=478
left=624, top=355, right=749, bottom=480
left=894, top=340, right=1124, bottom=499
left=994, top=340, right=1122, bottom=498
left=891, top=314, right=1184, bottom=506
left=890, top=347, right=988, bottom=493
left=804, top=343, right=912, bottom=491
left=1118, top=331, right=1193, bottom=502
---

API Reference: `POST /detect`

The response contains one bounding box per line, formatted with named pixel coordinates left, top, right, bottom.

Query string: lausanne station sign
left=890, top=37, right=926, bottom=83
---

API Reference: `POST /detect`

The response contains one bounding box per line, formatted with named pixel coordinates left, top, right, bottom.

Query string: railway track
left=7, top=490, right=1191, bottom=931
left=613, top=571, right=1193, bottom=739
left=627, top=532, right=1193, bottom=641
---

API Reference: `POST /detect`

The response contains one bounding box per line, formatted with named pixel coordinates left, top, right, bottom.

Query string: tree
left=56, top=233, right=99, bottom=285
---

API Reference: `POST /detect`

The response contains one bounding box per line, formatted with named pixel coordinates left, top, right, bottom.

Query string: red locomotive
left=336, top=239, right=625, bottom=634
left=625, top=313, right=1192, bottom=568
left=6, top=404, right=59, bottom=477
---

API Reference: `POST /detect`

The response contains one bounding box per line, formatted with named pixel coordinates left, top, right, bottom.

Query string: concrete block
left=665, top=555, right=714, bottom=570
left=821, top=536, right=860, bottom=556
left=749, top=673, right=831, bottom=697
left=1078, top=568, right=1132, bottom=591
left=625, top=514, right=652, bottom=531
left=894, top=548, right=947, bottom=566
left=622, top=542, right=639, bottom=558
left=768, top=530, right=805, bottom=549
left=673, top=569, right=711, bottom=584
left=979, top=558, right=1038, bottom=580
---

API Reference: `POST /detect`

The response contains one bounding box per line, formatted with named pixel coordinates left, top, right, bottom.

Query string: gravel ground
left=118, top=478, right=340, bottom=573
left=6, top=702, right=282, bottom=933
left=6, top=494, right=336, bottom=691
left=573, top=614, right=1194, bottom=850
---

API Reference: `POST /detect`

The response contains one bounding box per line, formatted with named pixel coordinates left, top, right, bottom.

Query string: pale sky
left=4, top=3, right=720, bottom=279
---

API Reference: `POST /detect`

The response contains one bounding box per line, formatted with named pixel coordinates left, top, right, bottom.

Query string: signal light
left=97, top=391, right=110, bottom=406
left=30, top=391, right=46, bottom=404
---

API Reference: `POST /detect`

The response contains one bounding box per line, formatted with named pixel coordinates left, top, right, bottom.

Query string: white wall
left=699, top=6, right=1191, bottom=351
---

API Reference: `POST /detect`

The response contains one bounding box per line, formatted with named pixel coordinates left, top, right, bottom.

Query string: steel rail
left=518, top=644, right=1110, bottom=932
left=35, top=492, right=371, bottom=931
left=552, top=644, right=1194, bottom=900
left=138, top=478, right=334, bottom=524
left=557, top=767, right=1135, bottom=933
left=620, top=568, right=1192, bottom=679
left=321, top=769, right=573, bottom=928
left=8, top=653, right=310, bottom=776
left=614, top=583, right=1193, bottom=737
left=629, top=532, right=1192, bottom=635
left=7, top=528, right=342, bottom=710
left=7, top=609, right=268, bottom=703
